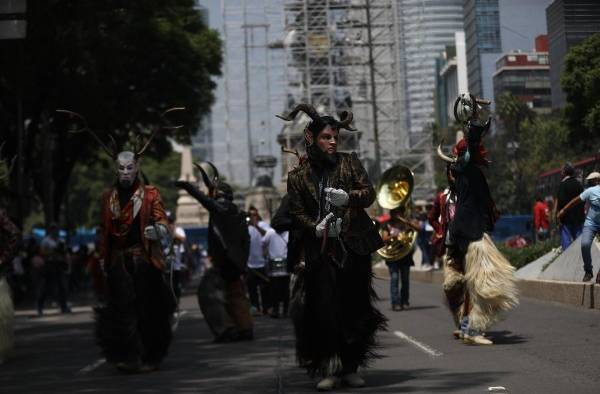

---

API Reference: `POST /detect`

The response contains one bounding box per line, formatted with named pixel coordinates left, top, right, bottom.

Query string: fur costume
left=0, top=278, right=15, bottom=363
left=95, top=182, right=175, bottom=368
left=286, top=129, right=386, bottom=376
left=438, top=117, right=518, bottom=335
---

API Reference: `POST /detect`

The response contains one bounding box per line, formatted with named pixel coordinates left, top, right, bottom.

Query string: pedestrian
left=533, top=194, right=550, bottom=242
left=279, top=104, right=386, bottom=391
left=38, top=223, right=71, bottom=316
left=165, top=211, right=186, bottom=304
left=436, top=112, right=518, bottom=346
left=556, top=163, right=585, bottom=251
left=246, top=206, right=271, bottom=316
left=558, top=172, right=600, bottom=283
left=417, top=211, right=434, bottom=270
left=262, top=211, right=290, bottom=318
left=95, top=147, right=175, bottom=373
left=176, top=162, right=254, bottom=343
left=381, top=206, right=419, bottom=311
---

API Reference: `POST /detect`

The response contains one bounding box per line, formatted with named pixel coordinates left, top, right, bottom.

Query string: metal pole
left=365, top=0, right=381, bottom=180
left=243, top=1, right=254, bottom=185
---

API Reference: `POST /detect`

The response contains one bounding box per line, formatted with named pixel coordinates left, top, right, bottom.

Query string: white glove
left=144, top=225, right=160, bottom=240
left=324, top=187, right=349, bottom=207
left=315, top=213, right=342, bottom=238
left=144, top=224, right=169, bottom=242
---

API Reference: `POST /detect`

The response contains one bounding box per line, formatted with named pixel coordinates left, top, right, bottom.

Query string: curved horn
left=275, top=103, right=320, bottom=123
left=205, top=161, right=220, bottom=185
left=194, top=162, right=213, bottom=189
left=436, top=139, right=456, bottom=163
left=338, top=111, right=356, bottom=131
left=136, top=107, right=186, bottom=158
left=56, top=109, right=116, bottom=159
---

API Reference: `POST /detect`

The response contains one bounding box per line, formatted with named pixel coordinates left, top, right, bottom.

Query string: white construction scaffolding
left=279, top=0, right=435, bottom=199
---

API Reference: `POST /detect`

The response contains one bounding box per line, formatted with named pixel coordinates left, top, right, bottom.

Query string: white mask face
left=116, top=151, right=138, bottom=188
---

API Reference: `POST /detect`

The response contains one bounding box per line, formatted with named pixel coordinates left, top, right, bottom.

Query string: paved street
left=1, top=277, right=599, bottom=394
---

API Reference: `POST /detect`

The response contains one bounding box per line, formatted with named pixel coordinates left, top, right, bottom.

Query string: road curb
left=373, top=265, right=600, bottom=310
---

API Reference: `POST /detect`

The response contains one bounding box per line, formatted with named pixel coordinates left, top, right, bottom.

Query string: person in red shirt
left=533, top=195, right=550, bottom=242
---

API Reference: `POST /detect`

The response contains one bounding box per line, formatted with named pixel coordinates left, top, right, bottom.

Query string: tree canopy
left=0, top=1, right=222, bottom=226
left=562, top=32, right=600, bottom=149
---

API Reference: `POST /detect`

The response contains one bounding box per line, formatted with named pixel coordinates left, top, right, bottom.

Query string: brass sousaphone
left=376, top=165, right=418, bottom=261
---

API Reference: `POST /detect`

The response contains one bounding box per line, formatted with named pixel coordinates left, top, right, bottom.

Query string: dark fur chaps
left=290, top=250, right=387, bottom=377
left=95, top=259, right=175, bottom=366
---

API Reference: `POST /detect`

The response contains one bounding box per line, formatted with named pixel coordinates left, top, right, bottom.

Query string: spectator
left=380, top=206, right=419, bottom=311
left=165, top=211, right=187, bottom=304
left=533, top=195, right=550, bottom=242
left=246, top=206, right=271, bottom=315
left=38, top=223, right=70, bottom=315
left=262, top=225, right=290, bottom=318
left=558, top=172, right=600, bottom=283
left=417, top=212, right=434, bottom=270
left=556, top=163, right=585, bottom=251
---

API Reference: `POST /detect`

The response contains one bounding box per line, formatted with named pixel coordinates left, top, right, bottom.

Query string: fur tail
left=464, top=234, right=519, bottom=331
left=0, top=278, right=15, bottom=362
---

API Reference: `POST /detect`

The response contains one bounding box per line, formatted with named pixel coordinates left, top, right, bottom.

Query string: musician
left=278, top=104, right=386, bottom=391
left=380, top=206, right=419, bottom=311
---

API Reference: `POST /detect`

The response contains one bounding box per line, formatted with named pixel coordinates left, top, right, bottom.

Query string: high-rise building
left=546, top=0, right=600, bottom=108
left=435, top=31, right=469, bottom=129
left=397, top=0, right=464, bottom=143
left=197, top=0, right=286, bottom=187
left=493, top=35, right=551, bottom=114
left=463, top=0, right=553, bottom=106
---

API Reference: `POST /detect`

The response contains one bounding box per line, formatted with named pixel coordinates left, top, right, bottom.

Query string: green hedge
left=496, top=238, right=560, bottom=270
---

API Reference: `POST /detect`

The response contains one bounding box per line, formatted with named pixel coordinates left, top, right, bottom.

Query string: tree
left=562, top=33, right=600, bottom=149
left=0, top=1, right=222, bottom=226
left=487, top=92, right=534, bottom=214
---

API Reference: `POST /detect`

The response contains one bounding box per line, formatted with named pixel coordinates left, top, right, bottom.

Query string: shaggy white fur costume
left=464, top=234, right=519, bottom=331
left=0, top=278, right=15, bottom=363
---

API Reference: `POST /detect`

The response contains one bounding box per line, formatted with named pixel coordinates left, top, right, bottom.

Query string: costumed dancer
left=57, top=109, right=178, bottom=372
left=0, top=208, right=20, bottom=363
left=278, top=104, right=386, bottom=391
left=175, top=162, right=254, bottom=343
left=436, top=94, right=518, bottom=345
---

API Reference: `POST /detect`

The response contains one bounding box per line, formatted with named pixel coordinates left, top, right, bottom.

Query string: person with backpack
left=175, top=162, right=253, bottom=343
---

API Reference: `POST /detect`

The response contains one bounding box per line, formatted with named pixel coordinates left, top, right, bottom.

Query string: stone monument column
left=176, top=145, right=209, bottom=227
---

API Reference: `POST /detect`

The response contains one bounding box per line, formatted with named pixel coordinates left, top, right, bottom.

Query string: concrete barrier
left=374, top=265, right=600, bottom=310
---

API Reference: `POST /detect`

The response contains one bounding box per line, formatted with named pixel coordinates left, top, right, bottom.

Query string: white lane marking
left=393, top=330, right=443, bottom=357
left=78, top=358, right=106, bottom=374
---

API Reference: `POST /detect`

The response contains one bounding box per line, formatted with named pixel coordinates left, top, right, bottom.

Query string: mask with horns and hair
left=276, top=104, right=356, bottom=168
left=56, top=107, right=185, bottom=188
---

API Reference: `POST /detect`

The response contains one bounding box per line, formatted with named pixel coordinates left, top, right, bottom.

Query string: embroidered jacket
left=0, top=209, right=20, bottom=266
left=287, top=152, right=383, bottom=257
left=99, top=184, right=168, bottom=270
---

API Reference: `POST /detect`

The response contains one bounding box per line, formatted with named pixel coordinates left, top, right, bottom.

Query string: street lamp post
left=0, top=0, right=27, bottom=228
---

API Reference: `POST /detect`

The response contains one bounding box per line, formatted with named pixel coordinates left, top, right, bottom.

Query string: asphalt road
left=1, top=276, right=599, bottom=394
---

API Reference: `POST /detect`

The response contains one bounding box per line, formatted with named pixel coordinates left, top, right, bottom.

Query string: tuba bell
left=376, top=165, right=418, bottom=261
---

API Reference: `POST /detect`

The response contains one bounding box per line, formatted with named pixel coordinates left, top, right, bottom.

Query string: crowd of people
left=1, top=96, right=598, bottom=391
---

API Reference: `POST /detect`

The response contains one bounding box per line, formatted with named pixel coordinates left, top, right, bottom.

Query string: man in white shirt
left=262, top=225, right=289, bottom=318
left=246, top=206, right=271, bottom=315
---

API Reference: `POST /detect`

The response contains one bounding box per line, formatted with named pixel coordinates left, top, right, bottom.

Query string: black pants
left=37, top=263, right=69, bottom=313
left=247, top=267, right=270, bottom=313
left=269, top=275, right=290, bottom=315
